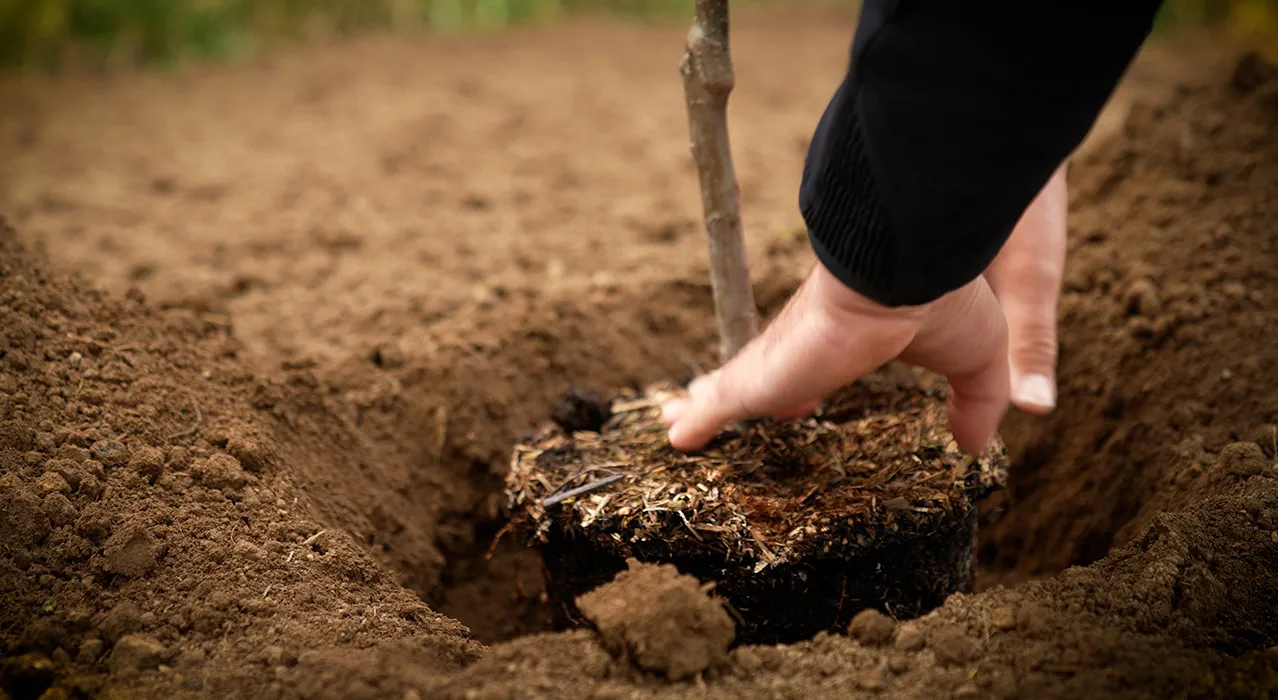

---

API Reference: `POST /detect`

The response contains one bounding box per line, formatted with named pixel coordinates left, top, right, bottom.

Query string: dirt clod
left=226, top=435, right=273, bottom=473
left=1248, top=425, right=1278, bottom=458
left=109, top=634, right=168, bottom=674
left=928, top=625, right=979, bottom=667
left=128, top=446, right=165, bottom=480
left=1016, top=602, right=1053, bottom=638
left=849, top=609, right=897, bottom=647
left=894, top=623, right=926, bottom=652
left=991, top=606, right=1016, bottom=632
left=856, top=667, right=886, bottom=691
left=41, top=493, right=77, bottom=526
left=75, top=638, right=102, bottom=665
left=191, top=453, right=247, bottom=491
left=89, top=440, right=129, bottom=469
left=576, top=560, right=735, bottom=681
left=101, top=524, right=161, bottom=577
left=1232, top=50, right=1278, bottom=93
left=550, top=386, right=613, bottom=434
left=371, top=342, right=405, bottom=369
left=97, top=603, right=142, bottom=644
left=1124, top=277, right=1162, bottom=317
left=35, top=471, right=71, bottom=495
left=46, top=459, right=83, bottom=491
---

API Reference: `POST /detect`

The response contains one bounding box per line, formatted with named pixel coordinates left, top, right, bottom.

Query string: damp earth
left=1, top=8, right=1277, bottom=699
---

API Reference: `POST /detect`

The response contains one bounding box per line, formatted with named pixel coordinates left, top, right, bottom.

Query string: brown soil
left=980, top=47, right=1278, bottom=582
left=0, top=6, right=1276, bottom=699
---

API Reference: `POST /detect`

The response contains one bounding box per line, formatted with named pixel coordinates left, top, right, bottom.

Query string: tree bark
left=680, top=0, right=758, bottom=362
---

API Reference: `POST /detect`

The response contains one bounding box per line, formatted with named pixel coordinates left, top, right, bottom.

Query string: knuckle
left=1013, top=333, right=1059, bottom=364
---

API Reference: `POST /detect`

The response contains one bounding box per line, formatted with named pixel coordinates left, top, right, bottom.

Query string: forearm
left=801, top=1, right=1163, bottom=307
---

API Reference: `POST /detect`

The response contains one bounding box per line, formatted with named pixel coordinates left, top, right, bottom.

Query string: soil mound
left=0, top=221, right=481, bottom=698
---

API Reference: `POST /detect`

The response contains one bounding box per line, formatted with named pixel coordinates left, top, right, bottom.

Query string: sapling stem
left=679, top=0, right=759, bottom=363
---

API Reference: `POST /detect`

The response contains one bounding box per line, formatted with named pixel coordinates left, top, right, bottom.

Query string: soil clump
left=576, top=559, right=736, bottom=681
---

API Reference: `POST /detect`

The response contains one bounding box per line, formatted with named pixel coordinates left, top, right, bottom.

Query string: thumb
left=985, top=162, right=1067, bottom=414
left=660, top=264, right=922, bottom=452
left=1003, top=299, right=1059, bottom=414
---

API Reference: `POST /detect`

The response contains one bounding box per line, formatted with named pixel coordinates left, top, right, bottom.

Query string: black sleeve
left=800, top=1, right=1164, bottom=307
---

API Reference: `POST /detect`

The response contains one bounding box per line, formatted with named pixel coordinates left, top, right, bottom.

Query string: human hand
left=661, top=165, right=1069, bottom=455
left=985, top=163, right=1068, bottom=413
left=661, top=263, right=1011, bottom=455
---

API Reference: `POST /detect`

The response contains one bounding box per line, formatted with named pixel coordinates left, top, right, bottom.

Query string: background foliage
left=0, top=0, right=1275, bottom=71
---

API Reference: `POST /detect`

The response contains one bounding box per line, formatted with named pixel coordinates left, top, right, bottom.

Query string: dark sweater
left=800, top=1, right=1165, bottom=307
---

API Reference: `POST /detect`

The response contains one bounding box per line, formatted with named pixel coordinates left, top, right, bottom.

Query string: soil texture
left=0, top=7, right=1276, bottom=699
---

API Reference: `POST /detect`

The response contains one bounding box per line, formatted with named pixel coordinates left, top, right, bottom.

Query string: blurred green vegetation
left=0, top=0, right=1274, bottom=72
left=0, top=0, right=699, bottom=69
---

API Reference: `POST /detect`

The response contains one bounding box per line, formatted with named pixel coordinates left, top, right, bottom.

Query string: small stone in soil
left=550, top=386, right=612, bottom=434
left=848, top=608, right=897, bottom=646
left=576, top=559, right=735, bottom=681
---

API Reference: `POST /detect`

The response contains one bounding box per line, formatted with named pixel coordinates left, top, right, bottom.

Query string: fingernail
left=661, top=398, right=687, bottom=427
left=1014, top=374, right=1056, bottom=410
left=667, top=421, right=690, bottom=449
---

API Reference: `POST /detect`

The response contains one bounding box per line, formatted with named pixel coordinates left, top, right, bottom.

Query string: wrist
left=810, top=262, right=931, bottom=323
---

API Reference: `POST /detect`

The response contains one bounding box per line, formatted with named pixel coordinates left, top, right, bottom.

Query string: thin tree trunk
left=680, top=0, right=759, bottom=363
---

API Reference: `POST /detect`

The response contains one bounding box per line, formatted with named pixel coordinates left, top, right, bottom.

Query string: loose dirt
left=0, top=7, right=1276, bottom=699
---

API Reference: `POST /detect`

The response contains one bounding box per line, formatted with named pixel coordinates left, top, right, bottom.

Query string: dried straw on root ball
left=505, top=363, right=1009, bottom=645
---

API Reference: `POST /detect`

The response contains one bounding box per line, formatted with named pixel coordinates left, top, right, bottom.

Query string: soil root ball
left=508, top=370, right=1009, bottom=644
left=576, top=558, right=735, bottom=681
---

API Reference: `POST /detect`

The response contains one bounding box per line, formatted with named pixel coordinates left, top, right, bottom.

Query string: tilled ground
left=1, top=7, right=1276, bottom=699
